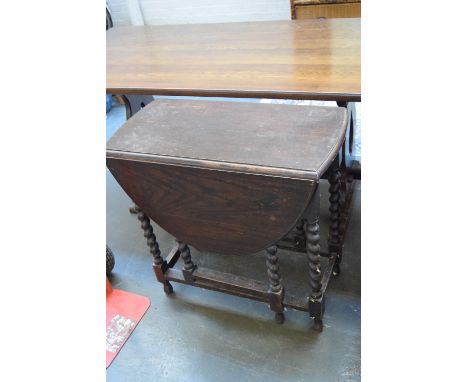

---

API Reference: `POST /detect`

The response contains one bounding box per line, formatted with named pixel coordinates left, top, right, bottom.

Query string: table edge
left=106, top=87, right=361, bottom=102
left=106, top=150, right=320, bottom=181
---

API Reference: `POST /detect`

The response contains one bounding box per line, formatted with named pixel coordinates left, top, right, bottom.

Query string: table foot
left=163, top=281, right=174, bottom=295
left=266, top=245, right=285, bottom=322
left=332, top=263, right=341, bottom=277
left=313, top=318, right=323, bottom=332
left=275, top=312, right=285, bottom=324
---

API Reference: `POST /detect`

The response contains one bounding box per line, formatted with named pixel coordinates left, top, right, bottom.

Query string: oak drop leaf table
left=107, top=99, right=348, bottom=331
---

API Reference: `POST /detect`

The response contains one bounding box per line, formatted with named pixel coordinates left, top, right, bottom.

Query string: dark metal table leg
left=266, top=245, right=285, bottom=324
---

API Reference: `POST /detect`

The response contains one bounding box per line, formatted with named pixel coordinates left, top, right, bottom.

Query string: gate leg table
left=107, top=99, right=348, bottom=331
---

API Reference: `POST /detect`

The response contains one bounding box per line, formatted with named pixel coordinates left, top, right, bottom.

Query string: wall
left=107, top=0, right=291, bottom=27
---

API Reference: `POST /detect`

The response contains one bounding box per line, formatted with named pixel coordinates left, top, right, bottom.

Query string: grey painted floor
left=106, top=98, right=361, bottom=382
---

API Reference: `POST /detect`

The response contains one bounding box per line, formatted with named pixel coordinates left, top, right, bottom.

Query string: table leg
left=293, top=218, right=305, bottom=245
left=135, top=205, right=173, bottom=294
left=306, top=207, right=324, bottom=332
left=328, top=158, right=343, bottom=276
left=177, top=240, right=197, bottom=281
left=115, top=94, right=155, bottom=120
left=337, top=101, right=360, bottom=180
left=266, top=245, right=285, bottom=324
left=129, top=203, right=139, bottom=214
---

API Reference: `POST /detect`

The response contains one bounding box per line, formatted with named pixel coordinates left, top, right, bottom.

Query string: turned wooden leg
left=293, top=218, right=305, bottom=247
left=266, top=245, right=285, bottom=324
left=306, top=217, right=323, bottom=332
left=304, top=185, right=325, bottom=332
left=294, top=218, right=304, bottom=236
left=177, top=240, right=196, bottom=281
left=129, top=202, right=138, bottom=214
left=135, top=205, right=173, bottom=294
left=328, top=159, right=343, bottom=276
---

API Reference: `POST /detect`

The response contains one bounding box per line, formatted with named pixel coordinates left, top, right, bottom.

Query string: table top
left=106, top=19, right=360, bottom=101
left=106, top=99, right=348, bottom=180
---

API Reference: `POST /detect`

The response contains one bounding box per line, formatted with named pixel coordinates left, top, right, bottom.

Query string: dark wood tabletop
left=107, top=99, right=347, bottom=255
left=106, top=18, right=360, bottom=101
left=107, top=99, right=348, bottom=180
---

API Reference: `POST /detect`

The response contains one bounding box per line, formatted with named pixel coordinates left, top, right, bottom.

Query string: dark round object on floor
left=106, top=245, right=115, bottom=275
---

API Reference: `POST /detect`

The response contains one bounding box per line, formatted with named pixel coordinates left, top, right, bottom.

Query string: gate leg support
left=135, top=205, right=173, bottom=294
left=266, top=245, right=285, bottom=324
left=177, top=240, right=197, bottom=281
left=328, top=158, right=343, bottom=276
left=306, top=188, right=324, bottom=332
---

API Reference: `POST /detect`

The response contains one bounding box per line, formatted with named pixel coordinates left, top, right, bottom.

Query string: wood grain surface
left=106, top=99, right=348, bottom=180
left=106, top=19, right=360, bottom=101
left=106, top=158, right=316, bottom=255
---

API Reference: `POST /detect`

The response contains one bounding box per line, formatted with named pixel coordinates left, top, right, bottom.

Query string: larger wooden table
left=106, top=18, right=360, bottom=102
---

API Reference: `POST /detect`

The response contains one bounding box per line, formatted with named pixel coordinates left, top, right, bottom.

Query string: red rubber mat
left=106, top=279, right=150, bottom=368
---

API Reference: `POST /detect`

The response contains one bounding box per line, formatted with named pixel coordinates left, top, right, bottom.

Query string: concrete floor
left=106, top=99, right=361, bottom=382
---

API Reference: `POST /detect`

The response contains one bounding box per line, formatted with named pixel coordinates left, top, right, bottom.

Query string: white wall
left=107, top=0, right=291, bottom=27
